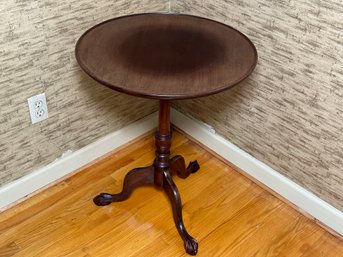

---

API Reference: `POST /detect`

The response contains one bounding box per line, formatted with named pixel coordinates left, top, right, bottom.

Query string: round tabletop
left=75, top=13, right=257, bottom=100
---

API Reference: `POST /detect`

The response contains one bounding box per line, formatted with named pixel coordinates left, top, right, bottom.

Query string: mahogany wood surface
left=74, top=13, right=258, bottom=255
left=92, top=101, right=200, bottom=255
left=75, top=13, right=257, bottom=100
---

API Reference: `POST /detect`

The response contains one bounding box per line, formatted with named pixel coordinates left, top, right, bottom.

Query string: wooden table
left=75, top=13, right=257, bottom=255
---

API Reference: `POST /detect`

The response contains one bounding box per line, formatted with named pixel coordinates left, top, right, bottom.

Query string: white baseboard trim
left=0, top=112, right=158, bottom=211
left=170, top=108, right=343, bottom=236
left=1, top=108, right=342, bottom=237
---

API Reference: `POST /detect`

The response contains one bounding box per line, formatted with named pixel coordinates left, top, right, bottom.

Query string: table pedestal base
left=93, top=100, right=200, bottom=255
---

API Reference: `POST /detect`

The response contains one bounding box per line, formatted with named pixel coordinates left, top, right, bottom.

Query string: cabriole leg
left=162, top=169, right=198, bottom=255
left=169, top=155, right=200, bottom=179
left=93, top=165, right=154, bottom=206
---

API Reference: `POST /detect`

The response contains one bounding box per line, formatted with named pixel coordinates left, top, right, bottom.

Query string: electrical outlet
left=28, top=93, right=49, bottom=124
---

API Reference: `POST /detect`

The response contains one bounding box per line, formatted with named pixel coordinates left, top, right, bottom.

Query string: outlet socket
left=28, top=93, right=49, bottom=124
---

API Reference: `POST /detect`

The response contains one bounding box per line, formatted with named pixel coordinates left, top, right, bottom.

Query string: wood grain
left=0, top=130, right=342, bottom=257
left=75, top=13, right=257, bottom=100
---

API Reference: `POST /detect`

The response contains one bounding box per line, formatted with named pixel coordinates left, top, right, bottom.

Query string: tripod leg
left=169, top=155, right=200, bottom=179
left=162, top=169, right=198, bottom=255
left=94, top=165, right=154, bottom=206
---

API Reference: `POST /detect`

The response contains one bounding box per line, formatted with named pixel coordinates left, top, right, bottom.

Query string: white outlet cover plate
left=28, top=93, right=49, bottom=124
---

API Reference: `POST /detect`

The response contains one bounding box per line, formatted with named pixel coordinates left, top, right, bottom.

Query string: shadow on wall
left=74, top=67, right=158, bottom=135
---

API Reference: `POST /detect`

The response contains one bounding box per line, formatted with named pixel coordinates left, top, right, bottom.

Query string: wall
left=171, top=0, right=343, bottom=210
left=0, top=1, right=169, bottom=186
left=1, top=0, right=342, bottom=212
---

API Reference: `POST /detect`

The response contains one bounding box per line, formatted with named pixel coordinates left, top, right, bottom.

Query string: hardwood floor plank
left=0, top=130, right=342, bottom=257
left=0, top=242, right=21, bottom=257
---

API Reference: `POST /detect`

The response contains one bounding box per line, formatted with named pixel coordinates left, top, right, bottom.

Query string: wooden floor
left=0, top=130, right=342, bottom=257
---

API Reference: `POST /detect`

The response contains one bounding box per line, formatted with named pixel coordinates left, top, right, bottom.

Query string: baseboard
left=170, top=108, right=343, bottom=237
left=0, top=112, right=158, bottom=211
left=1, top=108, right=342, bottom=237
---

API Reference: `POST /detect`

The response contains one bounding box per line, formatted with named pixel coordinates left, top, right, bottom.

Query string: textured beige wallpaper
left=1, top=0, right=342, bottom=213
left=0, top=1, right=170, bottom=186
left=171, top=0, right=343, bottom=210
